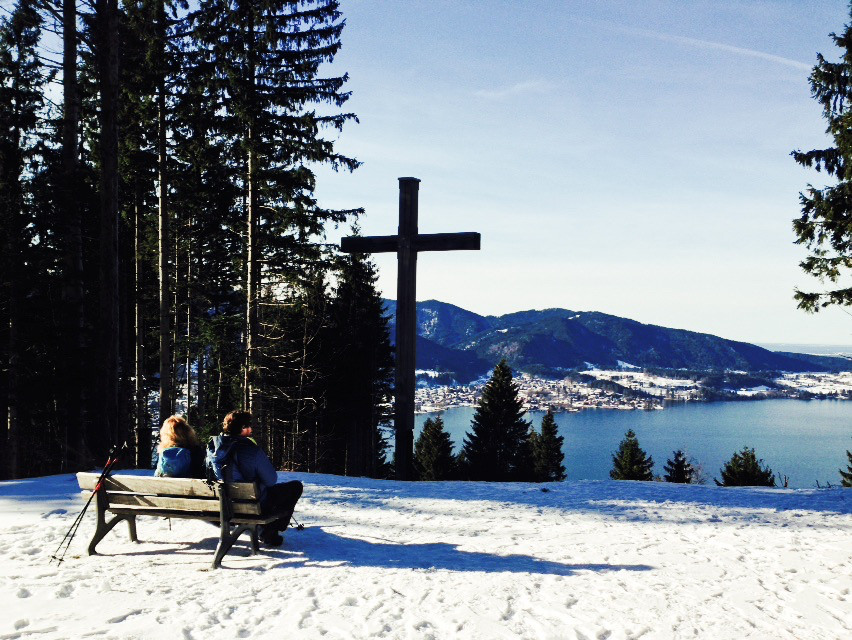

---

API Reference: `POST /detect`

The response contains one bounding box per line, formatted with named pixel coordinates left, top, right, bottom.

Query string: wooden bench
left=76, top=473, right=285, bottom=568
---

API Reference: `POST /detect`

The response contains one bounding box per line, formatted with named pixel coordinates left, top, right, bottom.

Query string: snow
left=1, top=473, right=850, bottom=639
left=735, top=385, right=772, bottom=397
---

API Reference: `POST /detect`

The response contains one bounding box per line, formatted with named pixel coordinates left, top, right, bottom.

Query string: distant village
left=414, top=369, right=852, bottom=414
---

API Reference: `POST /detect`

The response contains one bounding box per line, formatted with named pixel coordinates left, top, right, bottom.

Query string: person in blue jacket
left=206, top=410, right=303, bottom=546
left=155, top=415, right=205, bottom=478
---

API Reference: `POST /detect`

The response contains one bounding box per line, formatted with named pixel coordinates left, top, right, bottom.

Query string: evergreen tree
left=610, top=429, right=654, bottom=481
left=663, top=449, right=695, bottom=484
left=0, top=0, right=50, bottom=477
left=414, top=416, right=456, bottom=481
left=531, top=410, right=566, bottom=482
left=715, top=447, right=775, bottom=487
left=462, top=359, right=533, bottom=481
left=792, top=7, right=852, bottom=310
left=324, top=247, right=393, bottom=477
left=186, top=0, right=361, bottom=422
left=839, top=447, right=852, bottom=487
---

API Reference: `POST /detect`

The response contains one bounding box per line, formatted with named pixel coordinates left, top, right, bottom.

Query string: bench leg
left=250, top=525, right=260, bottom=555
left=213, top=532, right=237, bottom=569
left=212, top=525, right=258, bottom=568
left=89, top=513, right=132, bottom=555
left=127, top=515, right=138, bottom=543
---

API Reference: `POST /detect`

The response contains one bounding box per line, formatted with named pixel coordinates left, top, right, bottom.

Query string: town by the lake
left=414, top=369, right=852, bottom=414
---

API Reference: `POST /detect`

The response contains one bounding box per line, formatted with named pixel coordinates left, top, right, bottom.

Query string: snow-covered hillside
left=0, top=472, right=849, bottom=639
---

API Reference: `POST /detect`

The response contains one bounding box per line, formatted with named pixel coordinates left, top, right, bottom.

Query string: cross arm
left=340, top=235, right=398, bottom=253
left=340, top=232, right=481, bottom=254
left=413, top=232, right=480, bottom=252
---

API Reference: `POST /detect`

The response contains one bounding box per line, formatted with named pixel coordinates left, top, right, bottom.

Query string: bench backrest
left=76, top=473, right=262, bottom=516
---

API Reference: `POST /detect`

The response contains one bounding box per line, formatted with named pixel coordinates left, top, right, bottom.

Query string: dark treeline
left=0, top=0, right=394, bottom=479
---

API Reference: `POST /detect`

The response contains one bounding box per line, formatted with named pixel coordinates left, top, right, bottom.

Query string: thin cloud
left=475, top=80, right=554, bottom=100
left=586, top=20, right=812, bottom=71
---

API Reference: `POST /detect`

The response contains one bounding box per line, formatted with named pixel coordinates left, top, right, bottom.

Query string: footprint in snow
left=107, top=609, right=143, bottom=624
left=17, top=588, right=31, bottom=598
left=14, top=619, right=29, bottom=630
left=55, top=584, right=74, bottom=598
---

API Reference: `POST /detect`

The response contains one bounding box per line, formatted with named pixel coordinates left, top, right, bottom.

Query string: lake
left=414, top=399, right=852, bottom=488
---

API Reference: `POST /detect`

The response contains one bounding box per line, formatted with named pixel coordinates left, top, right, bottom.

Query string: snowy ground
left=0, top=473, right=849, bottom=640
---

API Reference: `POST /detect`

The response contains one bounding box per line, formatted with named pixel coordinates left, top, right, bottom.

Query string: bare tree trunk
left=157, top=0, right=172, bottom=429
left=95, top=0, right=121, bottom=457
left=245, top=125, right=258, bottom=414
left=196, top=351, right=205, bottom=419
left=216, top=353, right=223, bottom=416
left=134, top=188, right=149, bottom=467
left=61, top=0, right=87, bottom=469
left=5, top=280, right=19, bottom=479
left=4, top=181, right=20, bottom=478
left=243, top=7, right=264, bottom=447
left=185, top=211, right=192, bottom=413
left=172, top=199, right=179, bottom=410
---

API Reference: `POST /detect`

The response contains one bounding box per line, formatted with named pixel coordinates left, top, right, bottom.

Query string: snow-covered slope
left=0, top=472, right=849, bottom=639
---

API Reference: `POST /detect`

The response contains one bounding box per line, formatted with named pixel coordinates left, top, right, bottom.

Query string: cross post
left=340, top=178, right=480, bottom=480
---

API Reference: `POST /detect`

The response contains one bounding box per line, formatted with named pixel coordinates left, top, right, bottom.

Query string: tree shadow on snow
left=269, top=528, right=654, bottom=576
left=305, top=480, right=851, bottom=524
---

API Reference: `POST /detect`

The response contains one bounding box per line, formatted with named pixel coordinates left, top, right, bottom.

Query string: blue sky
left=314, top=0, right=852, bottom=345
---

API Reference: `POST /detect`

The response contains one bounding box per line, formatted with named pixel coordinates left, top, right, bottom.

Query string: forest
left=0, top=0, right=395, bottom=480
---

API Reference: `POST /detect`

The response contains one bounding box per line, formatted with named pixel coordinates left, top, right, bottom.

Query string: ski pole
left=50, top=451, right=119, bottom=565
left=50, top=442, right=126, bottom=565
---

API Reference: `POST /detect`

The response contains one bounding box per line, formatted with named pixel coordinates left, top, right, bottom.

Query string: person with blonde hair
left=155, top=415, right=205, bottom=478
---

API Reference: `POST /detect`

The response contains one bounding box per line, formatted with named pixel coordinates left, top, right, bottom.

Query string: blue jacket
left=156, top=447, right=193, bottom=478
left=155, top=445, right=206, bottom=479
left=206, top=436, right=278, bottom=496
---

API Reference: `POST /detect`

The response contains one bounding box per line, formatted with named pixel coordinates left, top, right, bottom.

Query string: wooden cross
left=340, top=178, right=480, bottom=480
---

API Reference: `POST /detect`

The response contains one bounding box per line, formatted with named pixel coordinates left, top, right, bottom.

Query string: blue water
left=414, top=400, right=852, bottom=488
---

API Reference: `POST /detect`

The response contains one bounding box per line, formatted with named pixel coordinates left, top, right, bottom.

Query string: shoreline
left=415, top=370, right=852, bottom=415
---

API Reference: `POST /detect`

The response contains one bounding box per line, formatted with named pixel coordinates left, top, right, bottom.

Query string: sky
left=313, top=0, right=852, bottom=345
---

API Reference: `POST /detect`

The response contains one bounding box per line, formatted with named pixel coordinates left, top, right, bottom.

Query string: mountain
left=383, top=300, right=851, bottom=383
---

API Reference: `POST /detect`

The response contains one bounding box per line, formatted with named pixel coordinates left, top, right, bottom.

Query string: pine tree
left=610, top=429, right=654, bottom=481
left=715, top=447, right=775, bottom=487
left=325, top=248, right=393, bottom=477
left=462, top=359, right=533, bottom=481
left=791, top=7, right=852, bottom=310
left=531, top=410, right=566, bottom=482
left=0, top=0, right=48, bottom=477
left=663, top=449, right=695, bottom=484
left=186, top=0, right=361, bottom=423
left=414, top=416, right=456, bottom=481
left=59, top=0, right=88, bottom=471
left=839, top=447, right=852, bottom=487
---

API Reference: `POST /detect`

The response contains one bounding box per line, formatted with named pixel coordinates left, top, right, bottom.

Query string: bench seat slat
left=106, top=507, right=278, bottom=525
left=76, top=473, right=259, bottom=501
left=104, top=493, right=262, bottom=515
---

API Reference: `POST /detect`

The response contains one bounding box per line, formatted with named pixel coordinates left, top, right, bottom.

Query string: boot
left=259, top=525, right=283, bottom=547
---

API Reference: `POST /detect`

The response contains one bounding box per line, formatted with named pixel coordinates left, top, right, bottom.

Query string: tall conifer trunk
left=95, top=0, right=121, bottom=455
left=60, top=0, right=86, bottom=469
left=134, top=188, right=149, bottom=467
left=245, top=125, right=260, bottom=421
left=185, top=211, right=192, bottom=412
left=4, top=128, right=21, bottom=478
left=157, top=0, right=172, bottom=429
left=244, top=5, right=262, bottom=438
